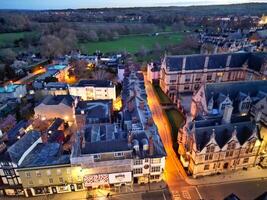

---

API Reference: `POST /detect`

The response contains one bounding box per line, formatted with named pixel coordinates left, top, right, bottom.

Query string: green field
left=152, top=85, right=172, bottom=104
left=0, top=32, right=35, bottom=48
left=165, top=108, right=185, bottom=149
left=80, top=33, right=184, bottom=54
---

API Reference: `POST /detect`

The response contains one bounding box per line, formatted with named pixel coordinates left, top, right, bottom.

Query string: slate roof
left=20, top=143, right=70, bottom=168
left=164, top=52, right=267, bottom=72
left=47, top=118, right=64, bottom=133
left=41, top=95, right=74, bottom=107
left=44, top=82, right=69, bottom=90
left=193, top=118, right=257, bottom=151
left=74, top=80, right=113, bottom=87
left=165, top=56, right=183, bottom=71
left=205, top=80, right=267, bottom=110
left=81, top=124, right=130, bottom=154
left=75, top=100, right=112, bottom=119
left=6, top=120, right=29, bottom=142
left=8, top=131, right=41, bottom=163
left=36, top=69, right=59, bottom=81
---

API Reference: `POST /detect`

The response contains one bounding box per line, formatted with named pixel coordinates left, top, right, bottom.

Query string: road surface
left=143, top=73, right=202, bottom=200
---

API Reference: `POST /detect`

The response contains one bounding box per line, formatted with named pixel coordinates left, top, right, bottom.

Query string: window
left=246, top=141, right=255, bottom=154
left=207, top=74, right=212, bottom=81
left=66, top=168, right=71, bottom=175
left=46, top=170, right=51, bottom=176
left=207, top=146, right=215, bottom=153
left=49, top=178, right=53, bottom=184
left=59, top=177, right=64, bottom=183
left=184, top=85, right=190, bottom=90
left=134, top=160, right=143, bottom=165
left=145, top=158, right=149, bottom=163
left=151, top=166, right=161, bottom=173
left=170, top=80, right=176, bottom=83
left=205, top=145, right=215, bottom=160
left=36, top=171, right=41, bottom=177
left=205, top=154, right=213, bottom=161
left=133, top=168, right=143, bottom=174
left=57, top=169, right=62, bottom=175
left=25, top=172, right=31, bottom=178
left=204, top=165, right=209, bottom=170
left=241, top=101, right=250, bottom=110
left=243, top=158, right=249, bottom=164
left=226, top=143, right=236, bottom=157
left=28, top=180, right=33, bottom=185
left=151, top=158, right=161, bottom=164
left=93, top=154, right=101, bottom=160
left=114, top=152, right=124, bottom=158
left=3, top=169, right=15, bottom=176
left=185, top=75, right=191, bottom=82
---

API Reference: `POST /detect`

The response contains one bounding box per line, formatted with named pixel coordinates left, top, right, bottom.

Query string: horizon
left=0, top=0, right=266, bottom=10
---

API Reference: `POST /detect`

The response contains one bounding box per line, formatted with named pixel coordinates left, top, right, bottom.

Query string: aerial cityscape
left=0, top=1, right=267, bottom=200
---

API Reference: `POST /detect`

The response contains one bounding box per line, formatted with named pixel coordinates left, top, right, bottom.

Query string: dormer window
left=246, top=140, right=256, bottom=154
left=205, top=145, right=215, bottom=160
left=226, top=142, right=236, bottom=157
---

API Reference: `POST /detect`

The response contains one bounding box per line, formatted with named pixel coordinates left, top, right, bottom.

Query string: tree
left=88, top=30, right=99, bottom=42
left=0, top=48, right=17, bottom=64
left=92, top=70, right=109, bottom=80
left=44, top=76, right=58, bottom=83
left=72, top=60, right=89, bottom=79
left=40, top=35, right=64, bottom=58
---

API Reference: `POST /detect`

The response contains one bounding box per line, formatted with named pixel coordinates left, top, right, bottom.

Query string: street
left=143, top=73, right=202, bottom=200
left=198, top=179, right=267, bottom=200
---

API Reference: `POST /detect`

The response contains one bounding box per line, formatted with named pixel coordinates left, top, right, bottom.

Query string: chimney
left=147, top=117, right=154, bottom=126
left=149, top=136, right=154, bottom=156
left=222, top=105, right=233, bottom=124
left=254, top=108, right=262, bottom=123
left=127, top=101, right=134, bottom=112
left=139, top=101, right=145, bottom=110
left=41, top=133, right=48, bottom=144
left=127, top=132, right=133, bottom=146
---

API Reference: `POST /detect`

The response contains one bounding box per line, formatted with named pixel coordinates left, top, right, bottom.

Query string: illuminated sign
left=108, top=172, right=132, bottom=184
left=83, top=174, right=109, bottom=187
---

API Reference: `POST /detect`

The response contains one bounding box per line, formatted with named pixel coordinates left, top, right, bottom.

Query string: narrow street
left=143, top=73, right=202, bottom=200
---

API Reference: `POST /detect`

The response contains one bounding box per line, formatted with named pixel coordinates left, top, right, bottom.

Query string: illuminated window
left=36, top=171, right=41, bottom=177
left=25, top=172, right=31, bottom=178
left=151, top=166, right=161, bottom=172
left=93, top=154, right=101, bottom=160
left=134, top=160, right=143, bottom=165
left=114, top=152, right=124, bottom=158
left=57, top=169, right=62, bottom=175
left=133, top=168, right=143, bottom=174
left=46, top=170, right=51, bottom=176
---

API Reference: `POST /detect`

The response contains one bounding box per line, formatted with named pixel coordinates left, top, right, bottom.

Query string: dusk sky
left=0, top=0, right=266, bottom=10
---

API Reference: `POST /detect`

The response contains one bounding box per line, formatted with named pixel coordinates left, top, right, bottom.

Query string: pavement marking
left=182, top=190, right=191, bottom=199
left=194, top=186, right=203, bottom=200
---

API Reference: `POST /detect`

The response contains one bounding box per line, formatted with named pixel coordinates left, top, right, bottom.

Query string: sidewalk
left=185, top=166, right=267, bottom=186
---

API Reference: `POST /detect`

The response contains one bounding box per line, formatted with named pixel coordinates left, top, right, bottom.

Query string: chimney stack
left=127, top=132, right=133, bottom=146
left=222, top=105, right=233, bottom=124
left=139, top=101, right=145, bottom=110
left=255, top=107, right=262, bottom=123
left=149, top=136, right=154, bottom=156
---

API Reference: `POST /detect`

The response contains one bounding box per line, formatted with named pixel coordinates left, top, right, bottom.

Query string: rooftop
left=40, top=95, right=75, bottom=107
left=164, top=52, right=267, bottom=72
left=205, top=80, right=267, bottom=111
left=44, top=82, right=69, bottom=90
left=75, top=100, right=112, bottom=121
left=20, top=142, right=70, bottom=168
left=191, top=117, right=258, bottom=151
left=0, top=84, right=21, bottom=93
left=73, top=80, right=114, bottom=88
left=81, top=124, right=130, bottom=154
left=48, top=64, right=68, bottom=71
left=8, top=131, right=41, bottom=164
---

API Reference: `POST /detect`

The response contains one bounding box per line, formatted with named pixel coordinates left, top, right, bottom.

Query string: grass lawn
left=80, top=33, right=184, bottom=54
left=165, top=108, right=185, bottom=148
left=152, top=85, right=172, bottom=104
left=0, top=32, right=35, bottom=48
